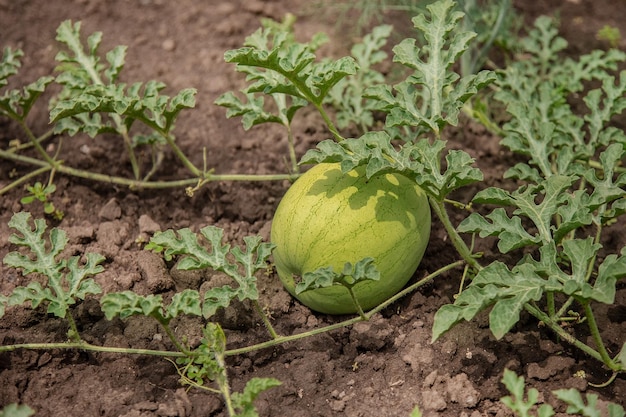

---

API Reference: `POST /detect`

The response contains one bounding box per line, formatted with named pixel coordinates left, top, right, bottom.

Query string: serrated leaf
left=585, top=144, right=626, bottom=217
left=363, top=0, right=495, bottom=135
left=301, top=132, right=482, bottom=200
left=584, top=73, right=626, bottom=147
left=51, top=19, right=195, bottom=139
left=458, top=209, right=540, bottom=253
left=202, top=285, right=238, bottom=318
left=223, top=21, right=357, bottom=109
left=433, top=262, right=560, bottom=341
left=215, top=91, right=284, bottom=129
left=593, top=251, right=626, bottom=304
left=0, top=75, right=54, bottom=120
left=0, top=47, right=23, bottom=87
left=148, top=226, right=273, bottom=316
left=332, top=24, right=392, bottom=110
left=500, top=369, right=554, bottom=417
left=553, top=190, right=594, bottom=243
left=552, top=389, right=611, bottom=417
left=560, top=238, right=601, bottom=298
left=295, top=257, right=380, bottom=294
left=3, top=212, right=104, bottom=318
left=100, top=291, right=164, bottom=320
left=167, top=289, right=202, bottom=318
left=104, top=45, right=127, bottom=83
left=231, top=377, right=282, bottom=417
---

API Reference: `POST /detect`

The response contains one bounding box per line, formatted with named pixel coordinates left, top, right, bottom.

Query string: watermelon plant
left=0, top=19, right=297, bottom=210
left=1, top=0, right=625, bottom=415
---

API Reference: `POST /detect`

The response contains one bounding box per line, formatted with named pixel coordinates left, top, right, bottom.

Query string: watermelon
left=271, top=162, right=431, bottom=314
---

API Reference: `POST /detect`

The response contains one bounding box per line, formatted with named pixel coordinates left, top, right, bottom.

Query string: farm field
left=1, top=1, right=625, bottom=416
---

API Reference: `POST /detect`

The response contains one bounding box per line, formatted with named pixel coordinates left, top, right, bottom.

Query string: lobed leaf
left=500, top=369, right=555, bottom=417
left=100, top=291, right=164, bottom=320
left=215, top=91, right=283, bottom=129
left=432, top=262, right=561, bottom=341
left=0, top=74, right=55, bottom=121
left=324, top=24, right=391, bottom=132
left=592, top=248, right=626, bottom=304
left=364, top=0, right=496, bottom=135
left=231, top=377, right=282, bottom=417
left=458, top=208, right=540, bottom=253
left=101, top=289, right=202, bottom=323
left=3, top=212, right=104, bottom=318
left=0, top=404, right=36, bottom=417
left=295, top=257, right=380, bottom=294
left=223, top=20, right=357, bottom=108
left=553, top=389, right=625, bottom=417
left=147, top=225, right=274, bottom=317
left=51, top=19, right=196, bottom=138
left=301, top=131, right=482, bottom=200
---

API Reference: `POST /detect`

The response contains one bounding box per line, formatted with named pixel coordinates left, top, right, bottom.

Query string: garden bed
left=1, top=1, right=625, bottom=416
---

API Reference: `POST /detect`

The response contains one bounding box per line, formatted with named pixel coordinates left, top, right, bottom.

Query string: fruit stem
left=347, top=287, right=367, bottom=320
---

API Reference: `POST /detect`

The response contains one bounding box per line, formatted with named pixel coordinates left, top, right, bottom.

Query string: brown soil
left=1, top=1, right=625, bottom=416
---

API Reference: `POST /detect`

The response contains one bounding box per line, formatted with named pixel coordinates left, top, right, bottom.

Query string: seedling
left=20, top=181, right=64, bottom=219
left=501, top=369, right=626, bottom=417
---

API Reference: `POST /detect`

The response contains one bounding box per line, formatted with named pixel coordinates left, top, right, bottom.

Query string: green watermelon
left=271, top=162, right=431, bottom=314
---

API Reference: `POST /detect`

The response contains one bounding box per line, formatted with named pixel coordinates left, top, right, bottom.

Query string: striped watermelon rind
left=271, top=162, right=431, bottom=315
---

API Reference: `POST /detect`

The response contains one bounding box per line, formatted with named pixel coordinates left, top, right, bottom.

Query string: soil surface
left=1, top=1, right=625, bottom=416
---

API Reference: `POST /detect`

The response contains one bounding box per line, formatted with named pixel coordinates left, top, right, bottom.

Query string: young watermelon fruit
left=271, top=162, right=431, bottom=314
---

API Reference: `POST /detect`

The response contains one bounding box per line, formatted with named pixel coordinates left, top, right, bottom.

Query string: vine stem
left=252, top=300, right=279, bottom=339
left=580, top=300, right=621, bottom=371
left=429, top=196, right=483, bottom=272
left=523, top=302, right=616, bottom=369
left=225, top=260, right=464, bottom=356
left=0, top=261, right=464, bottom=358
left=0, top=148, right=299, bottom=194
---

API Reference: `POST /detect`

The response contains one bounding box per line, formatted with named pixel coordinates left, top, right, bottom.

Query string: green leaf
left=167, top=289, right=202, bottom=318
left=552, top=389, right=625, bottom=417
left=560, top=238, right=601, bottom=297
left=458, top=208, right=540, bottom=253
left=0, top=74, right=54, bottom=121
left=592, top=250, right=626, bottom=304
left=0, top=403, right=36, bottom=417
left=3, top=212, right=104, bottom=318
left=202, top=285, right=239, bottom=318
left=147, top=225, right=274, bottom=318
left=365, top=0, right=495, bottom=135
left=432, top=262, right=560, bottom=341
left=295, top=257, right=380, bottom=294
left=617, top=342, right=626, bottom=370
left=324, top=24, right=391, bottom=132
left=476, top=176, right=575, bottom=244
left=0, top=294, right=7, bottom=318
left=585, top=144, right=626, bottom=224
left=301, top=132, right=482, bottom=200
left=0, top=47, right=23, bottom=87
left=584, top=73, right=626, bottom=148
left=231, top=377, right=282, bottom=417
left=553, top=190, right=594, bottom=243
left=104, top=45, right=127, bottom=83
left=500, top=369, right=555, bottom=417
left=100, top=291, right=164, bottom=320
left=215, top=91, right=283, bottom=129
left=51, top=19, right=195, bottom=138
left=223, top=19, right=357, bottom=107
